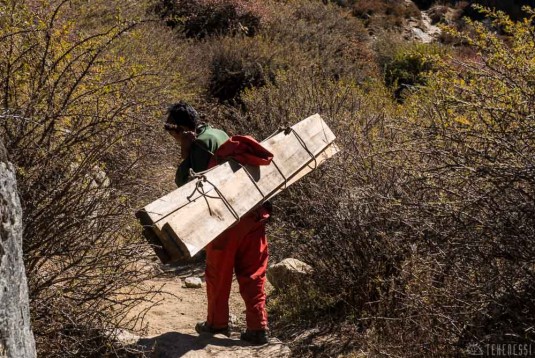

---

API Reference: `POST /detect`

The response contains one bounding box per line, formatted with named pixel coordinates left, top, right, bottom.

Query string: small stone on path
left=185, top=277, right=203, bottom=288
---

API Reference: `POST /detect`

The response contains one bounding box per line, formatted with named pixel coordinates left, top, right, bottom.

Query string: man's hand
left=183, top=131, right=197, bottom=142
left=180, top=131, right=197, bottom=158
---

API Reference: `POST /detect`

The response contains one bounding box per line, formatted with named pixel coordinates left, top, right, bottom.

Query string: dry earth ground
left=124, top=259, right=290, bottom=357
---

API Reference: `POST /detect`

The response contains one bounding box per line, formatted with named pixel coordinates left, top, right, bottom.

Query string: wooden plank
left=141, top=226, right=171, bottom=263
left=160, top=117, right=336, bottom=257
left=137, top=114, right=338, bottom=262
left=140, top=162, right=239, bottom=224
left=158, top=142, right=340, bottom=258
left=140, top=114, right=334, bottom=227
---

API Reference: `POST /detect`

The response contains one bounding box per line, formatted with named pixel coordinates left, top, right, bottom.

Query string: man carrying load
left=164, top=101, right=270, bottom=345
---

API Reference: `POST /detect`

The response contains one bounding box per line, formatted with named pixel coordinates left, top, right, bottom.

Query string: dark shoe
left=240, top=329, right=269, bottom=345
left=195, top=321, right=230, bottom=336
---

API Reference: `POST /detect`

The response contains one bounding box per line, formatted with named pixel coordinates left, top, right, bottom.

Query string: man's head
left=165, top=101, right=199, bottom=157
left=165, top=101, right=199, bottom=131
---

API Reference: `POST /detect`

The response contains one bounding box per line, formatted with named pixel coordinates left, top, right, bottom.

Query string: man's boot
left=240, top=329, right=269, bottom=345
left=195, top=321, right=230, bottom=337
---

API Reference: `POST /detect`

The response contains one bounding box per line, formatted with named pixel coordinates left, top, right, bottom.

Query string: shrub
left=381, top=42, right=445, bottom=99
left=153, top=0, right=268, bottom=38
left=169, top=0, right=377, bottom=104
left=378, top=7, right=535, bottom=354
left=427, top=4, right=450, bottom=24
left=350, top=0, right=421, bottom=29
left=239, top=6, right=535, bottom=357
left=264, top=1, right=376, bottom=82
left=0, top=0, right=186, bottom=355
left=237, top=66, right=402, bottom=356
left=206, top=36, right=284, bottom=103
left=461, top=0, right=533, bottom=21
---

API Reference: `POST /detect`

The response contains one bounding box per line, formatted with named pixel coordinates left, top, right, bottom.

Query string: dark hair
left=166, top=101, right=199, bottom=130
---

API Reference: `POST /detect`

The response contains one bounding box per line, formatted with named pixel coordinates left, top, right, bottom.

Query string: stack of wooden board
left=136, top=114, right=339, bottom=263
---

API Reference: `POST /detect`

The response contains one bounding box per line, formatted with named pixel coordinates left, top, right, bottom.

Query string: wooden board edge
left=140, top=226, right=172, bottom=264
left=135, top=209, right=170, bottom=263
left=161, top=223, right=197, bottom=261
left=265, top=142, right=340, bottom=201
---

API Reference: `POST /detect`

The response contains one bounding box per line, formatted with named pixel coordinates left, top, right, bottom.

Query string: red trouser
left=205, top=207, right=269, bottom=330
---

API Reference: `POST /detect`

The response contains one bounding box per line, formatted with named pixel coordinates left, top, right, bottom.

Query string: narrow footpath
left=123, top=260, right=290, bottom=358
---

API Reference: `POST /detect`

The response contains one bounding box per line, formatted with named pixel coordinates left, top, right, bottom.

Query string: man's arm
left=175, top=158, right=192, bottom=187
left=190, top=140, right=214, bottom=174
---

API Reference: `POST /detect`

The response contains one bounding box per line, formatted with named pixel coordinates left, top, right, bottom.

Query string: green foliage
left=382, top=42, right=445, bottom=98
left=388, top=7, right=535, bottom=352
left=462, top=0, right=534, bottom=21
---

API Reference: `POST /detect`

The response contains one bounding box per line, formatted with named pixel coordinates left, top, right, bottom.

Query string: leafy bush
left=379, top=7, right=535, bottom=354
left=0, top=0, right=186, bottom=355
left=206, top=36, right=284, bottom=103
left=324, top=0, right=421, bottom=30
left=153, top=0, right=268, bottom=38
left=237, top=66, right=402, bottom=356
left=164, top=0, right=376, bottom=105
left=461, top=0, right=533, bottom=21
left=379, top=41, right=444, bottom=99
left=412, top=1, right=532, bottom=20
left=240, top=6, right=535, bottom=357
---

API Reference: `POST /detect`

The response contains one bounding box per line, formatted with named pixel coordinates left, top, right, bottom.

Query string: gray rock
left=184, top=277, right=203, bottom=288
left=267, top=258, right=313, bottom=290
left=90, top=166, right=110, bottom=188
left=411, top=27, right=434, bottom=43
left=0, top=140, right=37, bottom=358
left=110, top=328, right=141, bottom=345
left=403, top=8, right=442, bottom=44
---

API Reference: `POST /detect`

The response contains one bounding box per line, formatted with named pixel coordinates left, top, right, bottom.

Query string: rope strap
left=286, top=127, right=318, bottom=169
left=228, top=158, right=266, bottom=200
left=187, top=169, right=240, bottom=222
left=186, top=125, right=317, bottom=220
left=265, top=126, right=318, bottom=189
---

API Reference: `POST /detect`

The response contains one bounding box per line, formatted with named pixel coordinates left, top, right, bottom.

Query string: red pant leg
left=205, top=208, right=269, bottom=330
left=235, top=210, right=269, bottom=330
left=205, top=233, right=236, bottom=329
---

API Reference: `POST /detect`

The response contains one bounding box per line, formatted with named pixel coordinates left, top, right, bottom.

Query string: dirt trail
left=124, top=260, right=290, bottom=357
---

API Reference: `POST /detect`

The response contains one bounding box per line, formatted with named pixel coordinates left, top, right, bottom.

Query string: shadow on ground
left=135, top=332, right=245, bottom=357
left=129, top=331, right=290, bottom=357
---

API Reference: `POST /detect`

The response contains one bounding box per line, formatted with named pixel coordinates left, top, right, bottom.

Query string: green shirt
left=175, top=124, right=229, bottom=187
